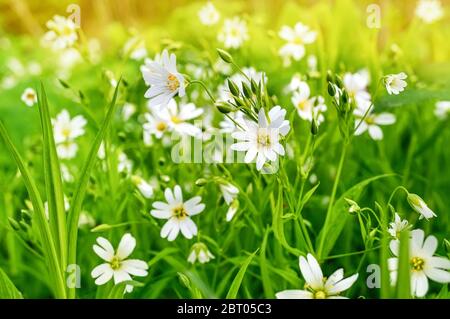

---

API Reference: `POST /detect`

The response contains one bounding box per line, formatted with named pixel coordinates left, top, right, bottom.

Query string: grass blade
left=0, top=121, right=66, bottom=298
left=38, top=83, right=67, bottom=268
left=226, top=249, right=258, bottom=299
left=395, top=230, right=411, bottom=298
left=0, top=267, right=23, bottom=299
left=66, top=80, right=121, bottom=298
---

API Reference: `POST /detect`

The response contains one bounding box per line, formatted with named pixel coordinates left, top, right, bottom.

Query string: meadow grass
left=0, top=0, right=449, bottom=299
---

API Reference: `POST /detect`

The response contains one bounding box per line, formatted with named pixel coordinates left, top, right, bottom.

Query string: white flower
left=231, top=106, right=290, bottom=171
left=52, top=109, right=87, bottom=144
left=121, top=103, right=136, bottom=121
left=434, top=101, right=450, bottom=120
left=198, top=2, right=220, bottom=26
left=354, top=108, right=396, bottom=140
left=187, top=242, right=215, bottom=264
left=42, top=15, right=78, bottom=50
left=141, top=50, right=185, bottom=108
left=91, top=233, right=148, bottom=285
left=218, top=181, right=239, bottom=205
left=21, top=88, right=37, bottom=107
left=144, top=99, right=203, bottom=139
left=165, top=99, right=203, bottom=137
left=226, top=200, right=239, bottom=222
left=384, top=72, right=407, bottom=95
left=343, top=70, right=372, bottom=108
left=218, top=17, right=249, bottom=49
left=291, top=81, right=327, bottom=124
left=118, top=152, right=133, bottom=173
left=276, top=254, right=359, bottom=299
left=389, top=229, right=450, bottom=297
left=278, top=22, right=316, bottom=66
left=285, top=74, right=303, bottom=93
left=56, top=141, right=79, bottom=159
left=415, top=0, right=444, bottom=24
left=97, top=142, right=106, bottom=160
left=60, top=163, right=74, bottom=182
left=78, top=211, right=95, bottom=228
left=407, top=193, right=437, bottom=220
left=132, top=175, right=154, bottom=198
left=388, top=213, right=410, bottom=238
left=150, top=185, right=205, bottom=241
left=52, top=110, right=86, bottom=160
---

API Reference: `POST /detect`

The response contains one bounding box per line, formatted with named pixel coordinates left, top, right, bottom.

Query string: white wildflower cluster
left=52, top=110, right=87, bottom=159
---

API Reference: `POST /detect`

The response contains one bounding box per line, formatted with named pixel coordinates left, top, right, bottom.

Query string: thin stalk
left=317, top=142, right=348, bottom=258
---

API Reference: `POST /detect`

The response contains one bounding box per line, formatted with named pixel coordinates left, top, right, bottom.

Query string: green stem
left=317, top=142, right=348, bottom=258
left=188, top=80, right=216, bottom=103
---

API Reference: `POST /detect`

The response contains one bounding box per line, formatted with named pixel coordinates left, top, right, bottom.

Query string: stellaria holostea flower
left=91, top=233, right=148, bottom=285
left=384, top=73, right=407, bottom=95
left=21, top=88, right=37, bottom=107
left=150, top=185, right=205, bottom=241
left=389, top=229, right=450, bottom=297
left=141, top=50, right=185, bottom=108
left=276, top=254, right=359, bottom=299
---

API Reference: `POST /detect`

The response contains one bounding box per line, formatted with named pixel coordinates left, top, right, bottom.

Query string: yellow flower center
left=62, top=127, right=71, bottom=138
left=365, top=115, right=375, bottom=125
left=257, top=130, right=271, bottom=147
left=110, top=256, right=121, bottom=270
left=171, top=116, right=182, bottom=124
left=230, top=27, right=239, bottom=37
left=293, top=36, right=303, bottom=45
left=411, top=257, right=425, bottom=271
left=156, top=122, right=167, bottom=131
left=297, top=100, right=308, bottom=111
left=26, top=92, right=36, bottom=100
left=173, top=205, right=188, bottom=219
left=167, top=74, right=180, bottom=92
left=314, top=290, right=327, bottom=299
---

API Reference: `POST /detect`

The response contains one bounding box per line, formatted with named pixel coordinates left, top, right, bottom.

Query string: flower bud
left=335, top=75, right=344, bottom=89
left=187, top=242, right=215, bottom=264
left=195, top=178, right=208, bottom=187
left=58, top=79, right=70, bottom=89
left=21, top=210, right=33, bottom=224
left=311, top=118, right=319, bottom=135
left=8, top=217, right=20, bottom=231
left=407, top=193, right=437, bottom=220
left=250, top=79, right=259, bottom=94
left=326, top=70, right=334, bottom=83
left=327, top=82, right=336, bottom=97
left=344, top=198, right=360, bottom=215
left=90, top=224, right=113, bottom=232
left=242, top=82, right=253, bottom=99
left=215, top=101, right=233, bottom=114
left=217, top=48, right=233, bottom=63
left=227, top=79, right=240, bottom=97
left=341, top=90, right=349, bottom=105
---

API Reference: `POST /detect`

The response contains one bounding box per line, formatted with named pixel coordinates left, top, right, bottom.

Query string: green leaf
left=300, top=182, right=320, bottom=208
left=38, top=84, right=67, bottom=268
left=66, top=79, right=121, bottom=298
left=395, top=230, right=411, bottom=298
left=226, top=249, right=258, bottom=299
left=0, top=121, right=66, bottom=298
left=259, top=228, right=274, bottom=298
left=271, top=182, right=303, bottom=256
left=0, top=268, right=23, bottom=299
left=316, top=174, right=395, bottom=258
left=378, top=202, right=392, bottom=299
